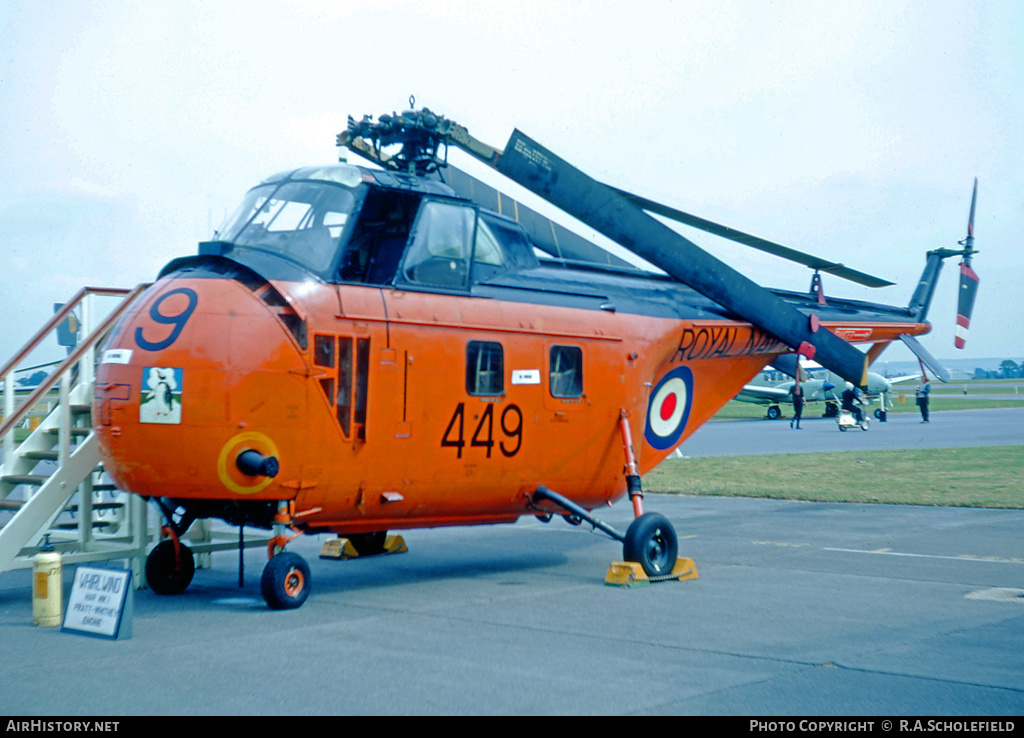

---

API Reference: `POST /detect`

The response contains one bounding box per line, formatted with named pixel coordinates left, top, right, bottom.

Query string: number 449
left=441, top=402, right=523, bottom=458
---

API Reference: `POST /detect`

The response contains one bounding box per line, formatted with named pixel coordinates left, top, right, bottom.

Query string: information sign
left=61, top=566, right=132, bottom=640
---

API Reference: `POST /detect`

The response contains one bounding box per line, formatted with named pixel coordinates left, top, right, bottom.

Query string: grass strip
left=644, top=445, right=1024, bottom=508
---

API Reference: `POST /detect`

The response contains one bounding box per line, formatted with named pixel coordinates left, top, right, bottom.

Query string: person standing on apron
left=789, top=380, right=805, bottom=429
left=915, top=377, right=931, bottom=422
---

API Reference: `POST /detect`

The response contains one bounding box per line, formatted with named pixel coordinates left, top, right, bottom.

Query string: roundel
left=644, top=366, right=693, bottom=450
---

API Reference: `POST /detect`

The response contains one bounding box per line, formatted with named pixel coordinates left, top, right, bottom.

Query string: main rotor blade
left=610, top=187, right=894, bottom=288
left=899, top=334, right=950, bottom=382
left=495, top=130, right=870, bottom=387
left=440, top=166, right=634, bottom=268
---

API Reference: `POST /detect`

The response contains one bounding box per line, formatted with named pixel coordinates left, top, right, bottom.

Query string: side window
left=466, top=341, right=504, bottom=396
left=313, top=333, right=369, bottom=441
left=314, top=335, right=336, bottom=410
left=550, top=345, right=583, bottom=398
left=403, top=201, right=474, bottom=289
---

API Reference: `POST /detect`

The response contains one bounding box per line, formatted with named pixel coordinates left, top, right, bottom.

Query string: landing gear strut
left=531, top=485, right=681, bottom=579
left=145, top=539, right=195, bottom=594
left=261, top=501, right=311, bottom=610
left=622, top=513, right=678, bottom=577
left=261, top=552, right=310, bottom=610
left=146, top=499, right=197, bottom=594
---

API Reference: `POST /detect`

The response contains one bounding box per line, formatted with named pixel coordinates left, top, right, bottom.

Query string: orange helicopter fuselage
left=92, top=164, right=930, bottom=537
left=94, top=275, right=799, bottom=534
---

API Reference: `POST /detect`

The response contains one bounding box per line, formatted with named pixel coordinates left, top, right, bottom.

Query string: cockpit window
left=478, top=214, right=537, bottom=271
left=473, top=218, right=504, bottom=266
left=220, top=181, right=356, bottom=274
left=398, top=202, right=527, bottom=290
left=402, top=201, right=474, bottom=289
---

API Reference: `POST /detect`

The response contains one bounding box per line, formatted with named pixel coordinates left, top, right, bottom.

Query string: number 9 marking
left=135, top=288, right=198, bottom=351
left=499, top=404, right=523, bottom=457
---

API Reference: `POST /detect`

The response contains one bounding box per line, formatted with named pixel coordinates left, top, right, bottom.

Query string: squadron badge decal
left=140, top=367, right=182, bottom=424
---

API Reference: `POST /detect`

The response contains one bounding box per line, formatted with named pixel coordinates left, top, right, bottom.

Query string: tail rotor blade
left=955, top=261, right=980, bottom=349
left=966, top=177, right=978, bottom=243
left=955, top=178, right=980, bottom=349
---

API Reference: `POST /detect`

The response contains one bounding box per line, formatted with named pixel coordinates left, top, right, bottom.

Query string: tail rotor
left=954, top=178, right=980, bottom=349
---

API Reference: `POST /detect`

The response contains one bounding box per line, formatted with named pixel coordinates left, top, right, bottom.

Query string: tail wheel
left=145, top=540, right=195, bottom=595
left=261, top=552, right=311, bottom=610
left=623, top=513, right=678, bottom=577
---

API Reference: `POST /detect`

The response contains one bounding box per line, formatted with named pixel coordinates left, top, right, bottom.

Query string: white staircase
left=2, top=285, right=275, bottom=588
left=0, top=286, right=153, bottom=581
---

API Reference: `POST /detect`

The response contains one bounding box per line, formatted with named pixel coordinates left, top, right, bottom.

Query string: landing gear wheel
left=349, top=531, right=388, bottom=556
left=623, top=513, right=678, bottom=577
left=767, top=405, right=782, bottom=420
left=261, top=552, right=311, bottom=610
left=145, top=540, right=195, bottom=595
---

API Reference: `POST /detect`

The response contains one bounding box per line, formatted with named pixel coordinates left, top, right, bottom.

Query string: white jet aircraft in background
left=735, top=362, right=920, bottom=420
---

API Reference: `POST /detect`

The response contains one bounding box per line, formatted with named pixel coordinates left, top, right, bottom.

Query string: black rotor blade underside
left=495, top=130, right=869, bottom=387
left=900, top=334, right=950, bottom=382
left=610, top=187, right=894, bottom=288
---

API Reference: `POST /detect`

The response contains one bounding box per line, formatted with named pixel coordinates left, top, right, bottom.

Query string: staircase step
left=22, top=450, right=59, bottom=461
left=42, top=427, right=90, bottom=437
left=0, top=499, right=25, bottom=511
left=66, top=501, right=125, bottom=513
left=54, top=520, right=116, bottom=531
left=1, top=475, right=48, bottom=486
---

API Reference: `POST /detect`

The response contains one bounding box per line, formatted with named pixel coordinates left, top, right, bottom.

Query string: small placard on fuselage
left=511, top=369, right=540, bottom=385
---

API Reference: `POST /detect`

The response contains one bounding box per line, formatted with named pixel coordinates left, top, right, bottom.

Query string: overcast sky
left=2, top=0, right=1021, bottom=371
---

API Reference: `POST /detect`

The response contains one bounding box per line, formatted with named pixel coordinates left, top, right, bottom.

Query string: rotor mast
left=337, top=98, right=501, bottom=175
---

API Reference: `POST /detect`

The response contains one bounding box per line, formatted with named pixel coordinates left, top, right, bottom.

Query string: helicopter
left=91, top=104, right=979, bottom=609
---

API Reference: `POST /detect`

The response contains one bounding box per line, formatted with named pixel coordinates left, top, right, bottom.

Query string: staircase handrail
left=0, top=287, right=135, bottom=381
left=0, top=284, right=149, bottom=440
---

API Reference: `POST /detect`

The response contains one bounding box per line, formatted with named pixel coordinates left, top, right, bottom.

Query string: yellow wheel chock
left=604, top=557, right=698, bottom=588
left=319, top=535, right=408, bottom=560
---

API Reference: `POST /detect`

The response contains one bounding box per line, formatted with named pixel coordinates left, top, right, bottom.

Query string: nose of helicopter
left=94, top=274, right=310, bottom=500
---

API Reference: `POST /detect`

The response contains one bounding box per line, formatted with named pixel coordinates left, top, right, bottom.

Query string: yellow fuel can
left=32, top=550, right=63, bottom=627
